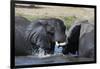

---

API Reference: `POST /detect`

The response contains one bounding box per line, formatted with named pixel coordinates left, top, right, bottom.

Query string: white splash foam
left=36, top=48, right=52, bottom=58
left=38, top=54, right=51, bottom=58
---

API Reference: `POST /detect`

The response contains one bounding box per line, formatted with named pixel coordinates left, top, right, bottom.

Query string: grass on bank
left=16, top=13, right=76, bottom=30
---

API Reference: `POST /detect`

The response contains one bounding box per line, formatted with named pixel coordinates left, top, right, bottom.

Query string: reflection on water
left=15, top=44, right=94, bottom=66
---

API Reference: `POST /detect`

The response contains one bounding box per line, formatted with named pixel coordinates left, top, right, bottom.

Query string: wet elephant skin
left=15, top=16, right=66, bottom=56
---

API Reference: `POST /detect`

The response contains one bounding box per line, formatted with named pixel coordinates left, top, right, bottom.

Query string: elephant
left=15, top=16, right=66, bottom=56
left=15, top=16, right=32, bottom=56
left=62, top=20, right=94, bottom=58
left=79, top=21, right=94, bottom=58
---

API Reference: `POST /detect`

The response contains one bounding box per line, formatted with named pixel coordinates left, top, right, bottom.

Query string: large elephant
left=62, top=20, right=94, bottom=58
left=15, top=16, right=66, bottom=56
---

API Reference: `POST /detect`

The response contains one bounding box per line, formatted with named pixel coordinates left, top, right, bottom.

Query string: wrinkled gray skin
left=15, top=16, right=32, bottom=56
left=62, top=20, right=94, bottom=58
left=25, top=18, right=66, bottom=55
left=79, top=21, right=94, bottom=58
left=15, top=16, right=66, bottom=56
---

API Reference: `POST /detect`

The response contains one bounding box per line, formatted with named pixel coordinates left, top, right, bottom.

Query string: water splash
left=32, top=41, right=67, bottom=58
left=54, top=41, right=67, bottom=55
left=36, top=48, right=51, bottom=58
left=54, top=44, right=63, bottom=55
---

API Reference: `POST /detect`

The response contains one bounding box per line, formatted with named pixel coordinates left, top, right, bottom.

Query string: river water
left=15, top=44, right=94, bottom=66
left=15, top=54, right=94, bottom=66
left=15, top=55, right=93, bottom=66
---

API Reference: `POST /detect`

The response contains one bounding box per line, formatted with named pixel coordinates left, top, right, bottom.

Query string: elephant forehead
left=31, top=26, right=47, bottom=36
left=47, top=21, right=56, bottom=27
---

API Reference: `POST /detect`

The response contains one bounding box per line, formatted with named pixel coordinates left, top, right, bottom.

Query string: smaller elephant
left=62, top=20, right=94, bottom=58
left=79, top=21, right=94, bottom=58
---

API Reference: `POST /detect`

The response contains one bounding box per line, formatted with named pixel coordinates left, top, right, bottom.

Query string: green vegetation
left=60, top=16, right=76, bottom=29
left=16, top=13, right=76, bottom=30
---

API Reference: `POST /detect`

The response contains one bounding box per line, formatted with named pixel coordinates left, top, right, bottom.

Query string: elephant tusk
left=59, top=42, right=67, bottom=46
left=55, top=41, right=59, bottom=46
left=55, top=41, right=67, bottom=46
